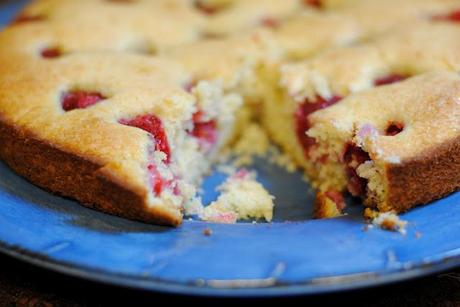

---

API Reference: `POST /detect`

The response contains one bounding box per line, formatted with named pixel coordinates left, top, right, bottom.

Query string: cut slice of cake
left=0, top=50, right=242, bottom=226
left=263, top=21, right=460, bottom=192
left=307, top=71, right=460, bottom=213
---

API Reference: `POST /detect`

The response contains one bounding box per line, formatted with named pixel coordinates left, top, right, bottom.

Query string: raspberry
left=120, top=115, right=171, bottom=163
left=343, top=144, right=370, bottom=197
left=62, top=91, right=106, bottom=111
left=190, top=111, right=217, bottom=152
left=295, top=95, right=342, bottom=157
left=183, top=80, right=197, bottom=93
left=148, top=163, right=177, bottom=196
left=374, top=74, right=407, bottom=86
left=385, top=122, right=404, bottom=136
left=303, top=0, right=321, bottom=8
left=260, top=17, right=280, bottom=29
left=12, top=14, right=44, bottom=24
left=195, top=1, right=220, bottom=15
left=41, top=47, right=62, bottom=59
left=433, top=9, right=460, bottom=22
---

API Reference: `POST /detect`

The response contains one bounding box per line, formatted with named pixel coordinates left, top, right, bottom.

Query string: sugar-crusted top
left=13, top=0, right=206, bottom=52
left=0, top=45, right=219, bottom=217
left=199, top=0, right=309, bottom=37
left=309, top=72, right=460, bottom=162
left=281, top=22, right=460, bottom=102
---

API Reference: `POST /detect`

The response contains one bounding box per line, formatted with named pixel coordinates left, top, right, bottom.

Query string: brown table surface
left=1, top=253, right=459, bottom=307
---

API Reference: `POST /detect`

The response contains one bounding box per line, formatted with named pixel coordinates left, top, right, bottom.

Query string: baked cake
left=0, top=0, right=459, bottom=226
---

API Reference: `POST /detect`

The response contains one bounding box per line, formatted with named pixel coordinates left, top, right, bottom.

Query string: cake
left=264, top=20, right=460, bottom=191
left=0, top=49, right=242, bottom=226
left=0, top=0, right=459, bottom=226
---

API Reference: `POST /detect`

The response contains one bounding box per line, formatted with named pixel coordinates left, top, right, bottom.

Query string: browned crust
left=0, top=118, right=181, bottom=227
left=368, top=135, right=460, bottom=213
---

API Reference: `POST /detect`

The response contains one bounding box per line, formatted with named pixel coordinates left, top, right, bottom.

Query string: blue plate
left=1, top=0, right=460, bottom=297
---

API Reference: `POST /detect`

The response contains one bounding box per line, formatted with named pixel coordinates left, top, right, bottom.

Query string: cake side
left=308, top=71, right=460, bottom=213
left=0, top=118, right=182, bottom=226
left=382, top=136, right=460, bottom=212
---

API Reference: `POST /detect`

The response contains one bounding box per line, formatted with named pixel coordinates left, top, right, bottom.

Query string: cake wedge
left=307, top=71, right=460, bottom=213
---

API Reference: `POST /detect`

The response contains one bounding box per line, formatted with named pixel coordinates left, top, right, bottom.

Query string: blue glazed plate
left=1, top=0, right=460, bottom=297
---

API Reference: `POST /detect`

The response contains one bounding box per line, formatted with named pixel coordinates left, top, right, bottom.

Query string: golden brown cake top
left=309, top=71, right=460, bottom=163
left=280, top=22, right=460, bottom=102
left=337, top=0, right=460, bottom=37
left=13, top=0, right=206, bottom=52
left=0, top=46, right=211, bottom=220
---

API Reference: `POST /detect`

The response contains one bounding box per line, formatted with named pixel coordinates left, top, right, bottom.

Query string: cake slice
left=0, top=49, right=242, bottom=226
left=264, top=21, right=460, bottom=191
left=307, top=71, right=460, bottom=213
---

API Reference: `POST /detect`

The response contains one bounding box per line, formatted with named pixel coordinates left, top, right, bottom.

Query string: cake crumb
left=200, top=169, right=275, bottom=223
left=232, top=123, right=270, bottom=166
left=203, top=228, right=213, bottom=236
left=313, top=190, right=346, bottom=219
left=364, top=208, right=408, bottom=235
left=184, top=196, right=205, bottom=217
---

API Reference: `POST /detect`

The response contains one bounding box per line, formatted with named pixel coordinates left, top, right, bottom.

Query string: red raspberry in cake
left=195, top=1, right=220, bottom=15
left=41, top=47, right=62, bottom=59
left=183, top=80, right=197, bottom=93
left=302, top=0, right=321, bottom=8
left=343, top=144, right=370, bottom=197
left=260, top=17, right=280, bottom=29
left=120, top=115, right=175, bottom=196
left=295, top=96, right=342, bottom=157
left=147, top=162, right=178, bottom=196
left=385, top=122, right=404, bottom=136
left=61, top=91, right=106, bottom=111
left=12, top=14, right=44, bottom=24
left=190, top=111, right=218, bottom=152
left=120, top=115, right=171, bottom=163
left=433, top=9, right=460, bottom=22
left=374, top=74, right=407, bottom=86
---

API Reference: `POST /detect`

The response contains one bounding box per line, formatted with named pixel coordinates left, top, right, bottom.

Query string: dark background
left=1, top=252, right=459, bottom=307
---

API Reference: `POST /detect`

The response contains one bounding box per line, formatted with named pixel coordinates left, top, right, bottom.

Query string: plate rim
left=1, top=239, right=459, bottom=297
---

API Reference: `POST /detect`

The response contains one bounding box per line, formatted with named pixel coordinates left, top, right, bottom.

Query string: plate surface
left=1, top=0, right=460, bottom=297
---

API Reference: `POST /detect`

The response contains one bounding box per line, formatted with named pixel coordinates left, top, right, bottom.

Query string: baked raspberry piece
left=343, top=144, right=370, bottom=197
left=433, top=9, right=460, bottom=22
left=194, top=0, right=221, bottom=15
left=119, top=115, right=174, bottom=196
left=190, top=111, right=218, bottom=152
left=260, top=17, right=280, bottom=29
left=12, top=14, right=44, bottom=24
left=374, top=74, right=407, bottom=86
left=385, top=122, right=404, bottom=136
left=120, top=115, right=171, bottom=163
left=302, top=0, right=321, bottom=8
left=41, top=47, right=62, bottom=59
left=61, top=91, right=106, bottom=111
left=295, top=96, right=341, bottom=157
left=147, top=162, right=178, bottom=196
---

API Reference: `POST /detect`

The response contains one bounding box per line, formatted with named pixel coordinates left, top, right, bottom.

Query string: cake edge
left=0, top=117, right=183, bottom=227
